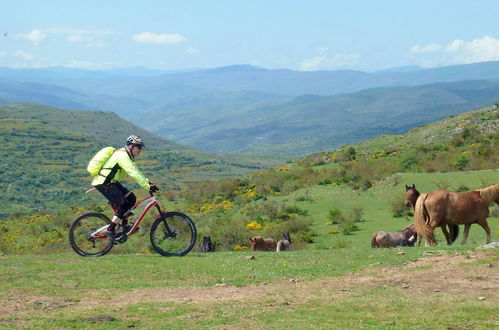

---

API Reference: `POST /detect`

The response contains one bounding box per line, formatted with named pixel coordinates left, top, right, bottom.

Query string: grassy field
left=1, top=170, right=498, bottom=329
left=1, top=248, right=497, bottom=329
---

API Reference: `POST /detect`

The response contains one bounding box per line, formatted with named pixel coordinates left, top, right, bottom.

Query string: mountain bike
left=69, top=189, right=197, bottom=257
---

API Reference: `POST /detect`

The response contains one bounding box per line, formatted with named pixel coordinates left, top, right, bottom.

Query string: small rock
left=213, top=283, right=228, bottom=287
left=478, top=296, right=487, bottom=301
left=401, top=283, right=410, bottom=289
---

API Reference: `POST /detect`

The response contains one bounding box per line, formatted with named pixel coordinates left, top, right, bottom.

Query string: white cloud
left=68, top=35, right=85, bottom=42
left=23, top=29, right=46, bottom=45
left=64, top=60, right=114, bottom=69
left=132, top=32, right=186, bottom=45
left=14, top=50, right=34, bottom=61
left=411, top=43, right=442, bottom=54
left=67, top=34, right=107, bottom=48
left=46, top=26, right=118, bottom=36
left=300, top=47, right=361, bottom=71
left=411, top=36, right=499, bottom=67
left=187, top=48, right=199, bottom=54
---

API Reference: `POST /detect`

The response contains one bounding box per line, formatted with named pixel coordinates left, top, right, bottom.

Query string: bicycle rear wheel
left=150, top=212, right=197, bottom=256
left=69, top=212, right=114, bottom=257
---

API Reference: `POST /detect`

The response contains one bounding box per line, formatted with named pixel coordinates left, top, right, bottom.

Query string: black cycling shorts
left=95, top=182, right=136, bottom=218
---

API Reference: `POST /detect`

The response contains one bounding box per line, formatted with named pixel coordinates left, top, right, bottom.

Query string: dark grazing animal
left=200, top=236, right=215, bottom=252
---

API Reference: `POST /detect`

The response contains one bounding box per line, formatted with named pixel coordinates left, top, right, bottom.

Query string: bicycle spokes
left=150, top=212, right=196, bottom=257
left=69, top=212, right=113, bottom=257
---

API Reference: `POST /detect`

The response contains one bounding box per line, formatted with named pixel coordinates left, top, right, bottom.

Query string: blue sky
left=2, top=0, right=499, bottom=71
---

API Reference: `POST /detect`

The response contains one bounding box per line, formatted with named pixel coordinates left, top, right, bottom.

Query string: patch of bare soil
left=107, top=249, right=499, bottom=305
left=1, top=250, right=497, bottom=320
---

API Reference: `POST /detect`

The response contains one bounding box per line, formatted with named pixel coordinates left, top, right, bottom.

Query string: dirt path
left=1, top=250, right=497, bottom=318
left=106, top=249, right=499, bottom=305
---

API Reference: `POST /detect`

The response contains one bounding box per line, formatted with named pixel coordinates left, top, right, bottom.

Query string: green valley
left=0, top=102, right=285, bottom=218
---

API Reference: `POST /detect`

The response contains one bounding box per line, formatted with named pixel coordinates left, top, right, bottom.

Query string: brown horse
left=371, top=224, right=417, bottom=248
left=414, top=184, right=499, bottom=246
left=404, top=184, right=459, bottom=245
left=249, top=236, right=277, bottom=251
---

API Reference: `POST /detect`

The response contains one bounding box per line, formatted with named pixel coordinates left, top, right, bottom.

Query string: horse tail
left=371, top=233, right=378, bottom=248
left=449, top=224, right=459, bottom=244
left=414, top=193, right=432, bottom=241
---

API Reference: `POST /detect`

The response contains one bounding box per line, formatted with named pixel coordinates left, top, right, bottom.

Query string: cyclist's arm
left=115, top=150, right=150, bottom=190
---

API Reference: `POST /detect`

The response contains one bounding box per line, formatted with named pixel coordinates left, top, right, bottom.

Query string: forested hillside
left=0, top=103, right=283, bottom=218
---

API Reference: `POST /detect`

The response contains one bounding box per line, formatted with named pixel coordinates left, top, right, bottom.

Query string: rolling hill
left=152, top=79, right=499, bottom=155
left=0, top=102, right=284, bottom=218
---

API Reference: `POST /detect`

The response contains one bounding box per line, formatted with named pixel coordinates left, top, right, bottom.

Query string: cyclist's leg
left=95, top=183, right=134, bottom=235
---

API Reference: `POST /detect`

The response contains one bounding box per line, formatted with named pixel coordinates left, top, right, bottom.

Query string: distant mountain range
left=1, top=61, right=499, bottom=155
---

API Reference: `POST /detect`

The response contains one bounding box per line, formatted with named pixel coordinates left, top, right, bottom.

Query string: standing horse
left=249, top=236, right=277, bottom=251
left=371, top=224, right=417, bottom=248
left=414, top=184, right=499, bottom=246
left=404, top=184, right=459, bottom=245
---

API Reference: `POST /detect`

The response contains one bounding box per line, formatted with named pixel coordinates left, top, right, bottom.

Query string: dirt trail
left=109, top=250, right=499, bottom=305
left=1, top=250, right=497, bottom=317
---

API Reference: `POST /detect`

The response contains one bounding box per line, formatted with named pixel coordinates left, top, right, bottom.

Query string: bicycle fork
left=154, top=206, right=176, bottom=239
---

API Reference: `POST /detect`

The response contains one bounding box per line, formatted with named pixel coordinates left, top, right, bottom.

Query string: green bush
left=452, top=153, right=470, bottom=170
left=327, top=207, right=344, bottom=224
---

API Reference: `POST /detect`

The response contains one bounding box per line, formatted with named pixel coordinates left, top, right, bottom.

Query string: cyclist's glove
left=149, top=182, right=159, bottom=193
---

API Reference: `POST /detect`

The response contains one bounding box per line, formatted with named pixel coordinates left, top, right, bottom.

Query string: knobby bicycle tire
left=150, top=211, right=197, bottom=257
left=69, top=212, right=114, bottom=257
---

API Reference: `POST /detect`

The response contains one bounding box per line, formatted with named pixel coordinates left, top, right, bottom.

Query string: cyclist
left=92, top=135, right=159, bottom=242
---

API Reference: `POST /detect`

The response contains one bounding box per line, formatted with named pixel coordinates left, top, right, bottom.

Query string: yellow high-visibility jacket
left=91, top=148, right=149, bottom=190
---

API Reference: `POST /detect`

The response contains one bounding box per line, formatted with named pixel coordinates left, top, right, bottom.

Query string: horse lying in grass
left=276, top=233, right=291, bottom=252
left=404, top=184, right=459, bottom=245
left=414, top=184, right=499, bottom=246
left=371, top=224, right=417, bottom=248
left=249, top=236, right=277, bottom=251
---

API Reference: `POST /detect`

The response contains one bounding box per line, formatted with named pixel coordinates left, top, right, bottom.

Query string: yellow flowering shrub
left=246, top=221, right=263, bottom=230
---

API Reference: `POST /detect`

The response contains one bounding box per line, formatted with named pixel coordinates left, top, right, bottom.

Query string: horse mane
left=478, top=184, right=499, bottom=205
left=413, top=193, right=432, bottom=240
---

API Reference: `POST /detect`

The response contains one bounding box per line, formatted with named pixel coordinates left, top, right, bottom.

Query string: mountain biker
left=92, top=135, right=159, bottom=242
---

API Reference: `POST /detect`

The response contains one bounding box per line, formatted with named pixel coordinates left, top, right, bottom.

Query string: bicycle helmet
left=126, top=135, right=145, bottom=148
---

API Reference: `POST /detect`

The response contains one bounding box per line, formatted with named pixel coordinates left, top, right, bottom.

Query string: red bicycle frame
left=89, top=191, right=162, bottom=239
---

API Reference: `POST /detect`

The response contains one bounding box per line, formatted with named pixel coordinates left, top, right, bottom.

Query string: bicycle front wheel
left=150, top=212, right=197, bottom=257
left=69, top=212, right=114, bottom=257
